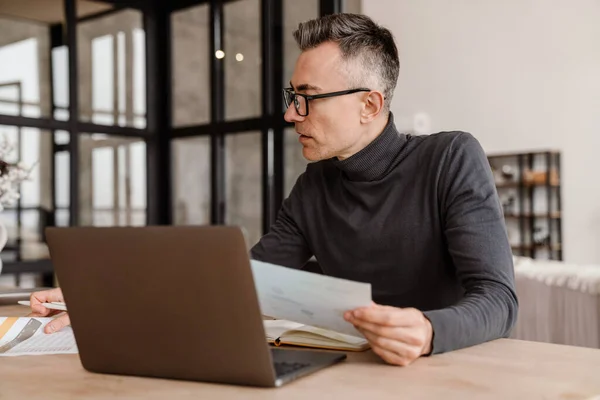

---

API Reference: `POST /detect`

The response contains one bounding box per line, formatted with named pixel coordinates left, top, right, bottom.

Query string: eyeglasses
left=282, top=87, right=371, bottom=117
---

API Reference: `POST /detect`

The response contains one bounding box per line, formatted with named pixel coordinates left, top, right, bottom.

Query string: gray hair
left=293, top=13, right=400, bottom=114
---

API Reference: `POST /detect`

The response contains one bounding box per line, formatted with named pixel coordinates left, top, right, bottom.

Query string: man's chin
left=302, top=148, right=324, bottom=162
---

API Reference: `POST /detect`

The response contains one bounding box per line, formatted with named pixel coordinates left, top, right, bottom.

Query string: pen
left=17, top=300, right=67, bottom=311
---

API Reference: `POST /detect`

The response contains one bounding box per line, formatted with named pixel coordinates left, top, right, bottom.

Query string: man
left=30, top=13, right=518, bottom=366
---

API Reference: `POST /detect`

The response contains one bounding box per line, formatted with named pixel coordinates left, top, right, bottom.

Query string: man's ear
left=360, top=91, right=385, bottom=123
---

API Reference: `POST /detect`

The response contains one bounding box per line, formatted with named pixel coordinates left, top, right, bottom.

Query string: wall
left=362, top=0, right=600, bottom=264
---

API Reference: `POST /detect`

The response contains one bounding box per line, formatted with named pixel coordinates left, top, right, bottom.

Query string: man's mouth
left=298, top=134, right=312, bottom=143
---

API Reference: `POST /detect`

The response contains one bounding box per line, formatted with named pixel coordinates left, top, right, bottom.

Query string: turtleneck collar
left=331, top=113, right=408, bottom=182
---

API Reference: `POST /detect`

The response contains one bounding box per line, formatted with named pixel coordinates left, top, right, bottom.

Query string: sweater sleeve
left=249, top=173, right=313, bottom=269
left=423, top=132, right=519, bottom=354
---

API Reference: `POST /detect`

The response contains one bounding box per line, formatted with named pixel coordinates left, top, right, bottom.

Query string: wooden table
left=2, top=306, right=600, bottom=400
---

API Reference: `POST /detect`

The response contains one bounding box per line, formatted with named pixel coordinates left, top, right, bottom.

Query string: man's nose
left=284, top=103, right=304, bottom=123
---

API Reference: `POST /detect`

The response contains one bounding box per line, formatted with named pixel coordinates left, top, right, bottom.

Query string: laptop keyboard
left=274, top=361, right=311, bottom=377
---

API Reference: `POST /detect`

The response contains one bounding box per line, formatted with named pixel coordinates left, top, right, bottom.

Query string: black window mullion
left=320, top=0, right=341, bottom=16
left=172, top=118, right=264, bottom=139
left=144, top=0, right=173, bottom=225
left=271, top=0, right=285, bottom=230
left=48, top=23, right=58, bottom=251
left=65, top=0, right=80, bottom=227
left=261, top=0, right=274, bottom=233
left=261, top=0, right=284, bottom=234
left=210, top=0, right=226, bottom=225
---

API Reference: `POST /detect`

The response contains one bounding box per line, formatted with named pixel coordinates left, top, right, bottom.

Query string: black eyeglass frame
left=282, top=87, right=372, bottom=117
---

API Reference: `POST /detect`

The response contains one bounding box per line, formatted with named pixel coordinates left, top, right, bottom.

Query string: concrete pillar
left=171, top=4, right=211, bottom=127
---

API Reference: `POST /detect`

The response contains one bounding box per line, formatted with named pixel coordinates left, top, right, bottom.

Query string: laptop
left=45, top=225, right=346, bottom=388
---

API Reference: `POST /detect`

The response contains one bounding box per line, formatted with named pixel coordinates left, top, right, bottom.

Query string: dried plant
left=0, top=136, right=33, bottom=211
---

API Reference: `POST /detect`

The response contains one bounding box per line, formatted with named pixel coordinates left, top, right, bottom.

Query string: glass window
left=55, top=209, right=70, bottom=227
left=0, top=125, right=18, bottom=162
left=225, top=132, right=262, bottom=248
left=52, top=46, right=69, bottom=115
left=129, top=141, right=146, bottom=226
left=54, top=149, right=69, bottom=235
left=0, top=16, right=51, bottom=118
left=0, top=126, right=52, bottom=209
left=0, top=208, right=18, bottom=264
left=55, top=131, right=70, bottom=145
left=117, top=31, right=126, bottom=125
left=91, top=35, right=115, bottom=125
left=54, top=108, right=70, bottom=121
left=224, top=0, right=261, bottom=121
left=55, top=152, right=70, bottom=209
left=79, top=134, right=146, bottom=227
left=0, top=83, right=19, bottom=116
left=132, top=28, right=146, bottom=128
left=20, top=209, right=48, bottom=261
left=172, top=136, right=211, bottom=225
left=78, top=9, right=145, bottom=128
left=20, top=128, right=45, bottom=208
left=172, top=4, right=211, bottom=127
left=0, top=125, right=52, bottom=263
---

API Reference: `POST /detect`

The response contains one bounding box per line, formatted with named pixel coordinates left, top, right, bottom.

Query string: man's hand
left=28, top=288, right=70, bottom=334
left=344, top=304, right=433, bottom=366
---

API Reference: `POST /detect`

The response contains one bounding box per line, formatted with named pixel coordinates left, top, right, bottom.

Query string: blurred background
left=0, top=0, right=599, bottom=349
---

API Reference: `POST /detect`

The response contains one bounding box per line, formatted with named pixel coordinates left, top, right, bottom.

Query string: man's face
left=285, top=42, right=367, bottom=161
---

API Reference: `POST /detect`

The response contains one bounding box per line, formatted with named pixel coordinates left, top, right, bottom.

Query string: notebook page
left=0, top=317, right=78, bottom=356
left=290, top=324, right=368, bottom=345
left=263, top=320, right=304, bottom=340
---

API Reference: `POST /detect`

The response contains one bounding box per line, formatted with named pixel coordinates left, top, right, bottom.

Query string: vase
left=0, top=218, right=7, bottom=275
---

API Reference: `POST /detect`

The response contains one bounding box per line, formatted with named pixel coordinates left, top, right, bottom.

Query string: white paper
left=251, top=260, right=372, bottom=337
left=0, top=317, right=78, bottom=356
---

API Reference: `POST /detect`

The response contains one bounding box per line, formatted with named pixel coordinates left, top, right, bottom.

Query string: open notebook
left=264, top=319, right=370, bottom=352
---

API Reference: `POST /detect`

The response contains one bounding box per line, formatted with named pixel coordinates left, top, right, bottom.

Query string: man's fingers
left=349, top=306, right=421, bottom=327
left=29, top=288, right=70, bottom=334
left=30, top=289, right=64, bottom=307
left=351, top=319, right=424, bottom=347
left=32, top=308, right=62, bottom=318
left=368, top=342, right=415, bottom=367
left=30, top=305, right=63, bottom=317
left=359, top=328, right=421, bottom=363
left=29, top=288, right=65, bottom=318
left=44, top=313, right=71, bottom=334
left=29, top=304, right=51, bottom=317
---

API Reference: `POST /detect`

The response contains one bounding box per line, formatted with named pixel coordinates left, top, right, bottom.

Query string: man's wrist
left=420, top=314, right=434, bottom=356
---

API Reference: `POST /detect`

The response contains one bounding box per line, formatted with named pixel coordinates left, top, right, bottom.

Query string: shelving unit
left=487, top=150, right=563, bottom=261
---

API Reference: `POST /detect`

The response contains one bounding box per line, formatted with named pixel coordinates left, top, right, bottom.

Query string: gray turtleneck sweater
left=250, top=113, right=518, bottom=354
